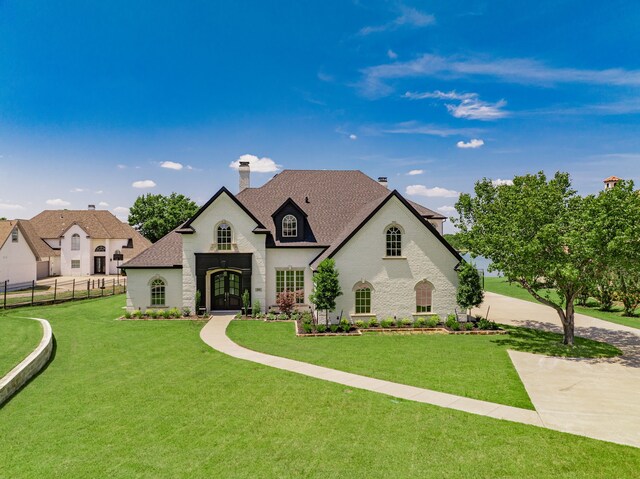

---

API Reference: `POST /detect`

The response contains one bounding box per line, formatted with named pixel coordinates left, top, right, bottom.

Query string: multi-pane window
left=386, top=226, right=401, bottom=256
left=11, top=228, right=18, bottom=243
left=95, top=245, right=106, bottom=252
left=151, top=279, right=166, bottom=306
left=217, top=223, right=232, bottom=250
left=416, top=281, right=433, bottom=313
left=355, top=286, right=371, bottom=314
left=71, top=260, right=80, bottom=269
left=71, top=233, right=80, bottom=251
left=275, top=269, right=304, bottom=303
left=282, top=215, right=297, bottom=237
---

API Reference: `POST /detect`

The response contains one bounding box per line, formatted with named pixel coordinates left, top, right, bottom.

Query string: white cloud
left=229, top=154, right=281, bottom=173
left=186, top=165, right=194, bottom=170
left=405, top=185, right=459, bottom=198
left=360, top=53, right=640, bottom=97
left=70, top=188, right=86, bottom=193
left=132, top=180, right=156, bottom=189
left=404, top=90, right=507, bottom=121
left=46, top=198, right=71, bottom=207
left=0, top=202, right=24, bottom=211
left=98, top=201, right=109, bottom=207
left=437, top=205, right=456, bottom=213
left=383, top=121, right=481, bottom=137
left=387, top=49, right=398, bottom=59
left=492, top=178, right=514, bottom=186
left=117, top=164, right=127, bottom=169
left=95, top=190, right=104, bottom=194
left=457, top=139, right=485, bottom=149
left=359, top=7, right=435, bottom=35
left=113, top=206, right=130, bottom=219
left=160, top=161, right=183, bottom=170
left=447, top=98, right=507, bottom=120
left=407, top=169, right=424, bottom=175
left=349, top=134, right=357, bottom=140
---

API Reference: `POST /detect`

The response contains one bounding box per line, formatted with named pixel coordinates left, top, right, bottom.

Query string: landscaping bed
left=119, top=307, right=207, bottom=320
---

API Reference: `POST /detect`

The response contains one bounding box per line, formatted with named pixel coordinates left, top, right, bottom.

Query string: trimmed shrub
left=302, top=323, right=313, bottom=334
left=277, top=313, right=288, bottom=321
left=446, top=313, right=457, bottom=324
left=266, top=313, right=277, bottom=321
left=354, top=319, right=366, bottom=328
left=477, top=318, right=499, bottom=330
left=316, top=324, right=327, bottom=333
left=414, top=317, right=425, bottom=327
left=400, top=318, right=413, bottom=327
left=162, top=309, right=172, bottom=319
left=133, top=309, right=143, bottom=319
left=182, top=307, right=191, bottom=317
left=339, top=318, right=351, bottom=332
left=301, top=312, right=313, bottom=324
left=124, top=310, right=132, bottom=319
left=426, top=317, right=439, bottom=328
left=368, top=317, right=379, bottom=327
left=330, top=324, right=340, bottom=333
left=380, top=318, right=395, bottom=328
left=252, top=299, right=262, bottom=316
left=464, top=322, right=474, bottom=331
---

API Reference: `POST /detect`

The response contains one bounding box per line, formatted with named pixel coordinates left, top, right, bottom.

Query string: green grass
left=0, top=316, right=42, bottom=377
left=228, top=322, right=621, bottom=410
left=1, top=297, right=638, bottom=478
left=485, top=277, right=640, bottom=330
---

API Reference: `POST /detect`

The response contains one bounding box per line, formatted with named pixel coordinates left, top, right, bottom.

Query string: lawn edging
left=0, top=317, right=53, bottom=406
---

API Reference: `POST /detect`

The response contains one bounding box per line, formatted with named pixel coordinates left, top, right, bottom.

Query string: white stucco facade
left=332, top=196, right=459, bottom=320
left=0, top=226, right=37, bottom=285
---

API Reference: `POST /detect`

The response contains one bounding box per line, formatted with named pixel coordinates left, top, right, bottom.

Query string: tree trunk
left=560, top=300, right=575, bottom=346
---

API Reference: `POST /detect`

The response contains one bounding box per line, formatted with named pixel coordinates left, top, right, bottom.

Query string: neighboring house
left=123, top=166, right=461, bottom=321
left=0, top=207, right=151, bottom=285
left=603, top=175, right=622, bottom=190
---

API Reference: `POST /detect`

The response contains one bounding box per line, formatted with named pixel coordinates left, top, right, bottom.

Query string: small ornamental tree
left=310, top=259, right=342, bottom=325
left=457, top=261, right=484, bottom=315
left=276, top=290, right=299, bottom=317
left=242, top=289, right=250, bottom=317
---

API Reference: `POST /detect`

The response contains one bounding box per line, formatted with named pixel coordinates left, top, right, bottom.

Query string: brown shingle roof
left=237, top=170, right=443, bottom=246
left=0, top=219, right=59, bottom=260
left=603, top=175, right=622, bottom=182
left=121, top=231, right=182, bottom=268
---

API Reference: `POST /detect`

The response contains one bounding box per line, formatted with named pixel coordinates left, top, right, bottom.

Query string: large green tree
left=454, top=172, right=596, bottom=345
left=310, top=259, right=342, bottom=325
left=586, top=180, right=640, bottom=316
left=128, top=193, right=198, bottom=242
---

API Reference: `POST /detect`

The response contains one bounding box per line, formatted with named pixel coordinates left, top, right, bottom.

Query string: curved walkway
left=201, top=316, right=544, bottom=425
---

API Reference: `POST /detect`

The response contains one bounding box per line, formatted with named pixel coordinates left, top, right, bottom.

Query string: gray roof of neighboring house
left=122, top=170, right=454, bottom=269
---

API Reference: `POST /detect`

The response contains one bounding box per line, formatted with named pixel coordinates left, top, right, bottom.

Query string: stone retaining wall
left=0, top=318, right=53, bottom=406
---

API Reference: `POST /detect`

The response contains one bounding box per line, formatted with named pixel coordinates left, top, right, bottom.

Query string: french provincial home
left=122, top=164, right=462, bottom=321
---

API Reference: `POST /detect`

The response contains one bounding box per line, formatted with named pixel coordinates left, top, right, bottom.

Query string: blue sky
left=1, top=1, right=639, bottom=232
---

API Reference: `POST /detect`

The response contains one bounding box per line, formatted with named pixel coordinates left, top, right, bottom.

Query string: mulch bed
left=294, top=321, right=508, bottom=337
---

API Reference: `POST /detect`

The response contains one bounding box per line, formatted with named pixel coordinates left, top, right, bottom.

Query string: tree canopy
left=457, top=261, right=484, bottom=313
left=128, top=193, right=198, bottom=243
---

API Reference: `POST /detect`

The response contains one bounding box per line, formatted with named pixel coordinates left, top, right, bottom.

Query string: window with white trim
left=95, top=245, right=106, bottom=252
left=415, top=281, right=433, bottom=313
left=71, top=260, right=80, bottom=269
left=354, top=284, right=371, bottom=314
left=71, top=233, right=80, bottom=251
left=275, top=269, right=304, bottom=303
left=217, top=223, right=232, bottom=250
left=282, top=215, right=297, bottom=237
left=150, top=279, right=166, bottom=306
left=386, top=226, right=401, bottom=256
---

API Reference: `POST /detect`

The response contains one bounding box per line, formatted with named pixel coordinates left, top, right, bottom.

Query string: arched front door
left=211, top=270, right=242, bottom=310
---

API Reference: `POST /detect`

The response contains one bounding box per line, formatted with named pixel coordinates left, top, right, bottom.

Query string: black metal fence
left=1, top=277, right=127, bottom=309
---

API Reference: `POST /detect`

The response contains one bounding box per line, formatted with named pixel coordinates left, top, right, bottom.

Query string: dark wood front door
left=94, top=256, right=106, bottom=274
left=211, top=270, right=242, bottom=310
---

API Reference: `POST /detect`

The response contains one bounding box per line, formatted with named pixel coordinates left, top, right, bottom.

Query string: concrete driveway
left=476, top=292, right=640, bottom=448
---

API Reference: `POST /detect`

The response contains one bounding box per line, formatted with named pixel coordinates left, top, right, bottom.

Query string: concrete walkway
left=476, top=292, right=640, bottom=448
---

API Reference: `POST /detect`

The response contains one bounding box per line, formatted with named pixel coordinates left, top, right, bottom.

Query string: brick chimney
left=378, top=176, right=388, bottom=189
left=239, top=161, right=250, bottom=192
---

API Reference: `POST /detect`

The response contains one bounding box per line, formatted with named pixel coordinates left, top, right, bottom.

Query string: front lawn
left=1, top=297, right=638, bottom=478
left=484, top=277, right=640, bottom=330
left=0, top=316, right=42, bottom=377
left=229, top=321, right=620, bottom=410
